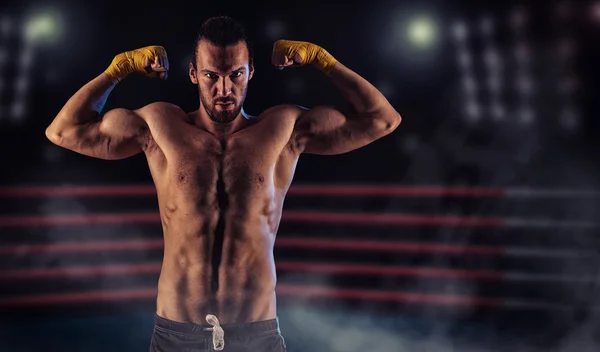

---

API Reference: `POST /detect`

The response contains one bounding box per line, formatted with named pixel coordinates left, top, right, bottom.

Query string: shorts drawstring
left=204, top=314, right=225, bottom=351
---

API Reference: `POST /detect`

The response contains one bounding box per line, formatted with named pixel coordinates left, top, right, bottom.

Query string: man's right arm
left=45, top=73, right=148, bottom=160
left=46, top=45, right=169, bottom=160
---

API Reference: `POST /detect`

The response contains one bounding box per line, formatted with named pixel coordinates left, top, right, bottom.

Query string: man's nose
left=217, top=77, right=232, bottom=96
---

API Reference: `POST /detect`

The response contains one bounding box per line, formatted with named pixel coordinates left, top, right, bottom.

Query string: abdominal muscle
left=155, top=204, right=279, bottom=324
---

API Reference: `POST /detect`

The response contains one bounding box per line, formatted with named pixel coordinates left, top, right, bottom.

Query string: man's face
left=189, top=40, right=254, bottom=124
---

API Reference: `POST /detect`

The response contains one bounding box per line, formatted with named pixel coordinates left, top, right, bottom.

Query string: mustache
left=215, top=98, right=235, bottom=104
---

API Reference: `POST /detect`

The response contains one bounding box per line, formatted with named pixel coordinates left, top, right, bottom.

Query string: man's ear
left=189, top=62, right=198, bottom=84
left=248, top=64, right=254, bottom=81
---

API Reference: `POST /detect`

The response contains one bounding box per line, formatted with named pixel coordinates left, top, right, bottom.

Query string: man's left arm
left=272, top=40, right=402, bottom=155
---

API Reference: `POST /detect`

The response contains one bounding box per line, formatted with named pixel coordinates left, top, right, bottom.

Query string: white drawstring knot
left=205, top=314, right=225, bottom=350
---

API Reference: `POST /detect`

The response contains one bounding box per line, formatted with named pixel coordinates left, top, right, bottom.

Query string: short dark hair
left=193, top=16, right=254, bottom=68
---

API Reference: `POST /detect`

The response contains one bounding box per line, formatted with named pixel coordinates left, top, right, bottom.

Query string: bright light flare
left=407, top=16, right=437, bottom=49
left=24, top=9, right=63, bottom=44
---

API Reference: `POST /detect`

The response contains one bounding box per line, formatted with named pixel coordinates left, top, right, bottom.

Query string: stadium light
left=407, top=15, right=437, bottom=49
left=451, top=20, right=468, bottom=43
left=24, top=8, right=63, bottom=45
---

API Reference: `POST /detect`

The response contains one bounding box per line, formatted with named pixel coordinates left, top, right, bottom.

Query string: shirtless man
left=45, top=16, right=401, bottom=352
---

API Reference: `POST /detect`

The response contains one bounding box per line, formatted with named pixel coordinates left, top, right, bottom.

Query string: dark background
left=0, top=0, right=599, bottom=351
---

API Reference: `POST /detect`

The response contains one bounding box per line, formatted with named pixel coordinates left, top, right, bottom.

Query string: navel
left=165, top=203, right=178, bottom=213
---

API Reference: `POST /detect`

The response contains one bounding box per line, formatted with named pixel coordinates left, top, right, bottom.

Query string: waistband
left=154, top=314, right=281, bottom=338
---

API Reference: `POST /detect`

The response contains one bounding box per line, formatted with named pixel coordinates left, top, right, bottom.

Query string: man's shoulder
left=135, top=102, right=188, bottom=121
left=259, top=104, right=308, bottom=121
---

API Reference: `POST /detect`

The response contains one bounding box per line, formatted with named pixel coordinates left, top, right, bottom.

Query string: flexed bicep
left=47, top=108, right=148, bottom=160
left=293, top=105, right=390, bottom=155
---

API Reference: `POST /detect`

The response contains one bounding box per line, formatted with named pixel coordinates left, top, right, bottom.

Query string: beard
left=199, top=88, right=246, bottom=124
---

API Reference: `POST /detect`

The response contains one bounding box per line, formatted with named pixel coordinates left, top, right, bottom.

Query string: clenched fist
left=271, top=40, right=337, bottom=75
left=104, top=45, right=169, bottom=83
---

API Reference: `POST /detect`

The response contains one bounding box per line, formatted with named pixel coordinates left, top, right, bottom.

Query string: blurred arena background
left=0, top=0, right=599, bottom=351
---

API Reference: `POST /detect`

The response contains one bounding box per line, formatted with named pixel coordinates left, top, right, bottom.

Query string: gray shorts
left=149, top=314, right=286, bottom=352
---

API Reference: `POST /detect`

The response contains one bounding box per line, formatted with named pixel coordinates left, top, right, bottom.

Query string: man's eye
left=231, top=72, right=242, bottom=78
left=206, top=73, right=217, bottom=79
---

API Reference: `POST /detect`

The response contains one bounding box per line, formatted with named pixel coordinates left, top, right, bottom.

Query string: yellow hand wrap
left=104, top=45, right=167, bottom=83
left=273, top=40, right=338, bottom=75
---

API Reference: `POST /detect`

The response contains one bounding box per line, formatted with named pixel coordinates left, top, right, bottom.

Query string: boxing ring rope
left=0, top=283, right=592, bottom=312
left=0, top=286, right=587, bottom=311
left=1, top=261, right=597, bottom=284
left=2, top=184, right=600, bottom=198
left=0, top=212, right=598, bottom=229
left=0, top=287, right=511, bottom=309
left=0, top=238, right=592, bottom=258
left=0, top=184, right=599, bottom=311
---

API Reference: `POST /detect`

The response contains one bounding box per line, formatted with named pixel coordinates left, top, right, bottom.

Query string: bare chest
left=173, top=136, right=271, bottom=194
left=146, top=123, right=296, bottom=207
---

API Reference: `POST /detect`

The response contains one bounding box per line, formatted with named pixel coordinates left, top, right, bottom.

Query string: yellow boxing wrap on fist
left=104, top=45, right=167, bottom=83
left=273, top=40, right=338, bottom=75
